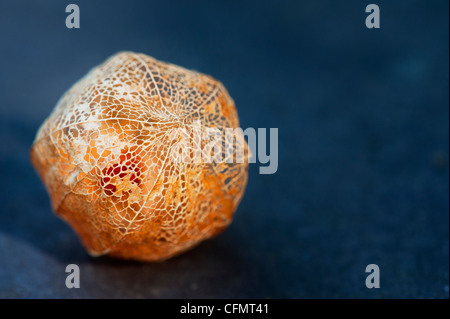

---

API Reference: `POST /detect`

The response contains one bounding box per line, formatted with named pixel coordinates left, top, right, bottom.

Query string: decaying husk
left=30, top=52, right=248, bottom=262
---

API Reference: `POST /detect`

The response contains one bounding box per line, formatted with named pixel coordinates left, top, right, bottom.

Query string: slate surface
left=0, top=0, right=448, bottom=298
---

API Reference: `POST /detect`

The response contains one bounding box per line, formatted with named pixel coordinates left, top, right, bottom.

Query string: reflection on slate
left=0, top=0, right=448, bottom=298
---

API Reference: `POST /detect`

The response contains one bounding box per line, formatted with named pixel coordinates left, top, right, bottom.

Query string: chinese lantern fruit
left=30, top=52, right=249, bottom=262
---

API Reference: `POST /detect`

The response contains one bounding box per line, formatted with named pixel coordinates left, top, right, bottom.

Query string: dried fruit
left=30, top=52, right=249, bottom=262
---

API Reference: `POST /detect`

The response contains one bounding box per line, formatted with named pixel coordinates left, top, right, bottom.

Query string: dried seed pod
left=30, top=52, right=249, bottom=262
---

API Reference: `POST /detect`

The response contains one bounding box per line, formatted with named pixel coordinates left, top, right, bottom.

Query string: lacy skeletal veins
left=30, top=51, right=249, bottom=261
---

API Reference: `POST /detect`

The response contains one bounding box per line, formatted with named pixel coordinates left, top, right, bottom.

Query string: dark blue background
left=0, top=0, right=448, bottom=298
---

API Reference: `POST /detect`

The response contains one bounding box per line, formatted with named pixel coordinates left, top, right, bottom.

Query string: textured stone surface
left=0, top=0, right=448, bottom=298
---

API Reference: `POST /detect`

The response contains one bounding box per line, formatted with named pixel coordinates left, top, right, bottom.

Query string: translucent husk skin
left=30, top=52, right=249, bottom=262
